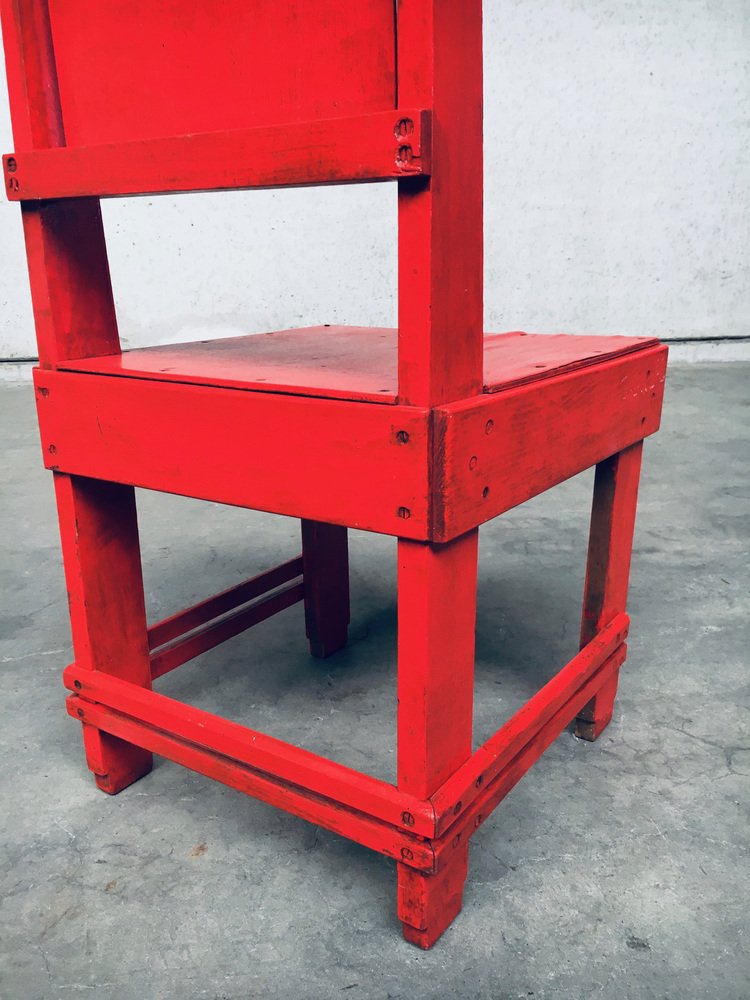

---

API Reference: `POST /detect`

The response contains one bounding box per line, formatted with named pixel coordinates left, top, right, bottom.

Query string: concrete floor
left=1, top=364, right=748, bottom=1000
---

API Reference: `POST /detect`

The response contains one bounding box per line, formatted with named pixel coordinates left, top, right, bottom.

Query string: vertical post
left=395, top=0, right=483, bottom=947
left=2, top=0, right=122, bottom=367
left=396, top=0, right=484, bottom=407
left=54, top=474, right=153, bottom=792
left=575, top=443, right=643, bottom=741
left=5, top=1, right=145, bottom=787
left=301, top=520, right=350, bottom=658
left=397, top=529, right=479, bottom=947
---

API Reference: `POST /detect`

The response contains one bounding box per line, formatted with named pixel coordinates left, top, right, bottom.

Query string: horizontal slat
left=33, top=369, right=432, bottom=539
left=434, top=345, right=668, bottom=540
left=430, top=614, right=630, bottom=835
left=433, top=644, right=628, bottom=871
left=3, top=108, right=430, bottom=199
left=148, top=556, right=303, bottom=650
left=150, top=580, right=305, bottom=679
left=67, top=695, right=435, bottom=870
left=63, top=665, right=436, bottom=838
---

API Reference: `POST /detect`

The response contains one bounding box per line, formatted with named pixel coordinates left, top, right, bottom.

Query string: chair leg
left=301, top=520, right=349, bottom=659
left=55, top=473, right=153, bottom=793
left=575, top=443, right=643, bottom=741
left=396, top=531, right=478, bottom=948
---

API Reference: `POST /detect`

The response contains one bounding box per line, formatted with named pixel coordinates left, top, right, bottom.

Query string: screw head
left=485, top=419, right=494, bottom=435
left=397, top=506, right=411, bottom=520
left=401, top=811, right=415, bottom=827
left=394, top=118, right=415, bottom=139
left=401, top=847, right=414, bottom=861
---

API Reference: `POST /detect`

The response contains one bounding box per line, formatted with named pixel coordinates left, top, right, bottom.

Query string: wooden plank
left=301, top=522, right=350, bottom=658
left=396, top=530, right=478, bottom=946
left=150, top=581, right=305, bottom=680
left=54, top=474, right=153, bottom=793
left=148, top=557, right=303, bottom=649
left=4, top=109, right=431, bottom=200
left=0, top=0, right=64, bottom=152
left=483, top=333, right=659, bottom=391
left=21, top=200, right=123, bottom=366
left=433, top=344, right=667, bottom=541
left=54, top=328, right=659, bottom=407
left=430, top=614, right=630, bottom=835
left=45, top=1, right=397, bottom=146
left=432, top=645, right=628, bottom=872
left=33, top=369, right=432, bottom=540
left=67, top=696, right=434, bottom=872
left=575, top=444, right=644, bottom=740
left=397, top=1, right=483, bottom=407
left=63, top=668, right=436, bottom=840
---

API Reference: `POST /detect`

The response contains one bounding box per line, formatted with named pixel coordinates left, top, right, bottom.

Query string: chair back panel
left=47, top=0, right=397, bottom=145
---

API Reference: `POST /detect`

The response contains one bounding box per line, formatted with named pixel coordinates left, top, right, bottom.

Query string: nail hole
left=37, top=386, right=49, bottom=398
left=475, top=775, right=483, bottom=788
left=482, top=486, right=490, bottom=499
left=485, top=420, right=494, bottom=435
left=452, top=834, right=461, bottom=847
left=77, top=708, right=84, bottom=718
left=641, top=416, right=646, bottom=424
left=469, top=455, right=478, bottom=470
left=74, top=680, right=82, bottom=690
left=394, top=117, right=414, bottom=139
left=48, top=444, right=57, bottom=455
left=454, top=801, right=462, bottom=815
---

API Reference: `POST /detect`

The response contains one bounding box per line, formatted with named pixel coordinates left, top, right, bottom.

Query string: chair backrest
left=46, top=1, right=397, bottom=145
left=2, top=0, right=483, bottom=407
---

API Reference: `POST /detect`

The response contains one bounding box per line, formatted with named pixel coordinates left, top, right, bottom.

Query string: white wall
left=1, top=1, right=748, bottom=359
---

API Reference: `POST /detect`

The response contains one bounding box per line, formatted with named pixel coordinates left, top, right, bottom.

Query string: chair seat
left=59, top=326, right=658, bottom=405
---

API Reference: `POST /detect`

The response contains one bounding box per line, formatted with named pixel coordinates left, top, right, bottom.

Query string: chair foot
left=398, top=843, right=469, bottom=949
left=308, top=632, right=348, bottom=659
left=574, top=670, right=618, bottom=742
left=84, top=725, right=153, bottom=794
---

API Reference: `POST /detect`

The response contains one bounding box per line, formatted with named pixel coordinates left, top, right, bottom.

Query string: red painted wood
left=148, top=557, right=303, bottom=649
left=397, top=1, right=484, bottom=406
left=151, top=581, right=305, bottom=680
left=0, top=0, right=63, bottom=151
left=396, top=530, right=478, bottom=945
left=67, top=696, right=434, bottom=871
left=430, top=613, right=630, bottom=836
left=434, top=344, right=667, bottom=541
left=2, top=0, right=668, bottom=950
left=33, top=368, right=432, bottom=539
left=433, top=644, right=628, bottom=872
left=575, top=444, right=644, bottom=740
left=301, top=522, right=350, bottom=658
left=21, top=201, right=122, bottom=367
left=45, top=1, right=397, bottom=146
left=63, top=666, right=436, bottom=841
left=54, top=327, right=658, bottom=406
left=54, top=474, right=152, bottom=794
left=4, top=108, right=431, bottom=200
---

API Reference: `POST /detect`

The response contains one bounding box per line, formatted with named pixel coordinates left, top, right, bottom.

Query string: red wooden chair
left=2, top=1, right=666, bottom=947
